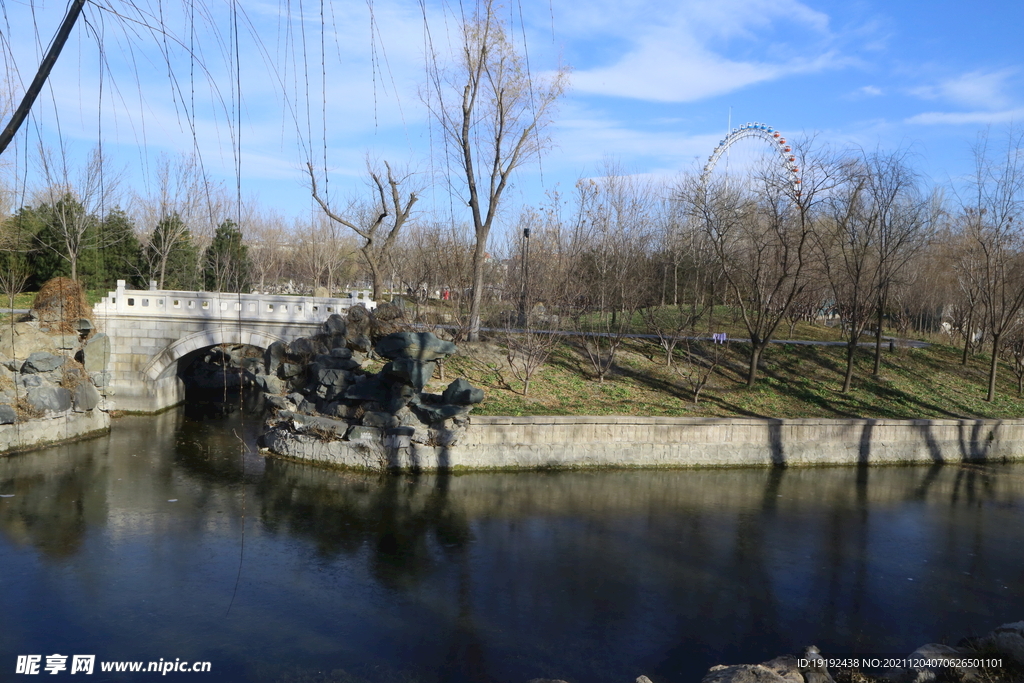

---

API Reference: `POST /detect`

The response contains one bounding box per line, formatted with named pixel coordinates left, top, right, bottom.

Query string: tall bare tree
left=863, top=150, right=928, bottom=375
left=954, top=129, right=1024, bottom=401
left=423, top=0, right=568, bottom=341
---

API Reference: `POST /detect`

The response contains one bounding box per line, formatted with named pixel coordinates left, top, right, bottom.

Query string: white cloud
left=563, top=0, right=843, bottom=102
left=909, top=69, right=1017, bottom=110
left=905, top=108, right=1024, bottom=126
left=858, top=85, right=883, bottom=97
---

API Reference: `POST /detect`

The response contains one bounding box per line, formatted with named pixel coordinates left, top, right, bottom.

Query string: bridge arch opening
left=144, top=327, right=288, bottom=382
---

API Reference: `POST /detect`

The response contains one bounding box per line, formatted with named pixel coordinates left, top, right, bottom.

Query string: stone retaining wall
left=0, top=410, right=110, bottom=455
left=264, top=415, right=1024, bottom=471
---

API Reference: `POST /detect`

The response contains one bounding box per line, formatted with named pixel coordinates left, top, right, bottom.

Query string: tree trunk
left=746, top=343, right=762, bottom=388
left=872, top=301, right=884, bottom=376
left=467, top=238, right=487, bottom=341
left=961, top=309, right=974, bottom=365
left=363, top=247, right=383, bottom=302
left=842, top=340, right=856, bottom=393
left=986, top=333, right=1001, bottom=402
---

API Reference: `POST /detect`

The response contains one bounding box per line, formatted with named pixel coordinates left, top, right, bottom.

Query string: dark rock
left=311, top=354, right=359, bottom=372
left=345, top=305, right=371, bottom=344
left=287, top=337, right=321, bottom=359
left=375, top=332, right=457, bottom=362
left=760, top=657, right=803, bottom=683
left=0, top=404, right=15, bottom=424
left=442, top=378, right=484, bottom=405
left=82, top=333, right=110, bottom=373
left=72, top=382, right=101, bottom=412
left=278, top=362, right=303, bottom=379
left=21, top=351, right=65, bottom=374
left=370, top=302, right=406, bottom=338
left=296, top=399, right=319, bottom=415
left=342, top=377, right=389, bottom=403
left=382, top=384, right=417, bottom=413
left=27, top=386, right=72, bottom=413
left=346, top=334, right=372, bottom=354
left=255, top=374, right=285, bottom=394
left=362, top=411, right=393, bottom=428
left=702, top=664, right=790, bottom=683
left=265, top=394, right=291, bottom=411
left=977, top=622, right=1024, bottom=664
left=76, top=318, right=94, bottom=333
left=382, top=358, right=435, bottom=390
left=413, top=402, right=470, bottom=423
left=264, top=340, right=287, bottom=374
left=329, top=347, right=353, bottom=360
left=890, top=644, right=980, bottom=683
left=322, top=313, right=347, bottom=336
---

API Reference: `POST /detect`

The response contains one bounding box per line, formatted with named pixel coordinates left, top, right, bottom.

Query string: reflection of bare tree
left=256, top=463, right=472, bottom=590
left=0, top=446, right=109, bottom=558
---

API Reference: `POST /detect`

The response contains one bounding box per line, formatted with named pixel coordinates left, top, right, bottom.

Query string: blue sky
left=2, top=0, right=1022, bottom=226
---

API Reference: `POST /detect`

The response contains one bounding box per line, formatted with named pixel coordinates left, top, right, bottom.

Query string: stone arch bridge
left=92, top=280, right=375, bottom=412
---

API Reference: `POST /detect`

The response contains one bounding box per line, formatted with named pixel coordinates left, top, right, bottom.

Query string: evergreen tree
left=203, top=219, right=250, bottom=292
left=25, top=195, right=104, bottom=289
left=97, top=208, right=145, bottom=289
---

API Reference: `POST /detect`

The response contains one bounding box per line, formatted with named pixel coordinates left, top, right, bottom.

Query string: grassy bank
left=425, top=336, right=1024, bottom=420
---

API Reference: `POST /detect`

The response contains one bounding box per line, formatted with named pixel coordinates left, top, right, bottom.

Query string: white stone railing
left=93, top=280, right=376, bottom=323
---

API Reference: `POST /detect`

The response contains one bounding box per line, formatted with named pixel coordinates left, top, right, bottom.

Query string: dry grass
left=32, top=278, right=90, bottom=334
left=434, top=336, right=1024, bottom=420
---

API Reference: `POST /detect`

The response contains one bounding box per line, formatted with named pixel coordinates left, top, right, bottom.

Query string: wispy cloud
left=905, top=108, right=1024, bottom=126
left=858, top=85, right=883, bottom=97
left=909, top=69, right=1017, bottom=110
left=564, top=0, right=845, bottom=102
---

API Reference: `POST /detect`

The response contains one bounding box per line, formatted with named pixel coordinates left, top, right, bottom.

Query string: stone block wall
left=266, top=415, right=1024, bottom=471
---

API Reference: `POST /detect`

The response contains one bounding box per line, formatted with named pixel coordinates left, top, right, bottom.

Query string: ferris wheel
left=700, top=122, right=801, bottom=194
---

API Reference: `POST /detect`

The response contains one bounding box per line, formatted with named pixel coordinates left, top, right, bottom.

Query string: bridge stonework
left=92, top=281, right=375, bottom=413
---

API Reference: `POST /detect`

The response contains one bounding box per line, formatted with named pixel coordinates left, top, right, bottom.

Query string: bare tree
left=291, top=213, right=359, bottom=295
left=864, top=150, right=928, bottom=375
left=673, top=338, right=723, bottom=404
left=423, top=0, right=568, bottom=341
left=1003, top=328, right=1024, bottom=396
left=954, top=129, right=1024, bottom=401
left=642, top=192, right=719, bottom=366
left=307, top=161, right=418, bottom=302
left=570, top=171, right=654, bottom=383
left=137, top=154, right=226, bottom=289
left=688, top=143, right=840, bottom=387
left=817, top=164, right=878, bottom=393
left=245, top=210, right=291, bottom=293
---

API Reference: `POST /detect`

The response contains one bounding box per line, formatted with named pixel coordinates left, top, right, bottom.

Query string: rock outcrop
left=256, top=308, right=483, bottom=471
left=693, top=620, right=1024, bottom=683
left=0, top=298, right=112, bottom=455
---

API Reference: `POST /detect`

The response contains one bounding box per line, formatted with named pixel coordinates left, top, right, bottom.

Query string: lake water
left=2, top=407, right=1024, bottom=682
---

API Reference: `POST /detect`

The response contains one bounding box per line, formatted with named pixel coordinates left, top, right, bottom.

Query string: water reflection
left=1, top=410, right=1024, bottom=683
